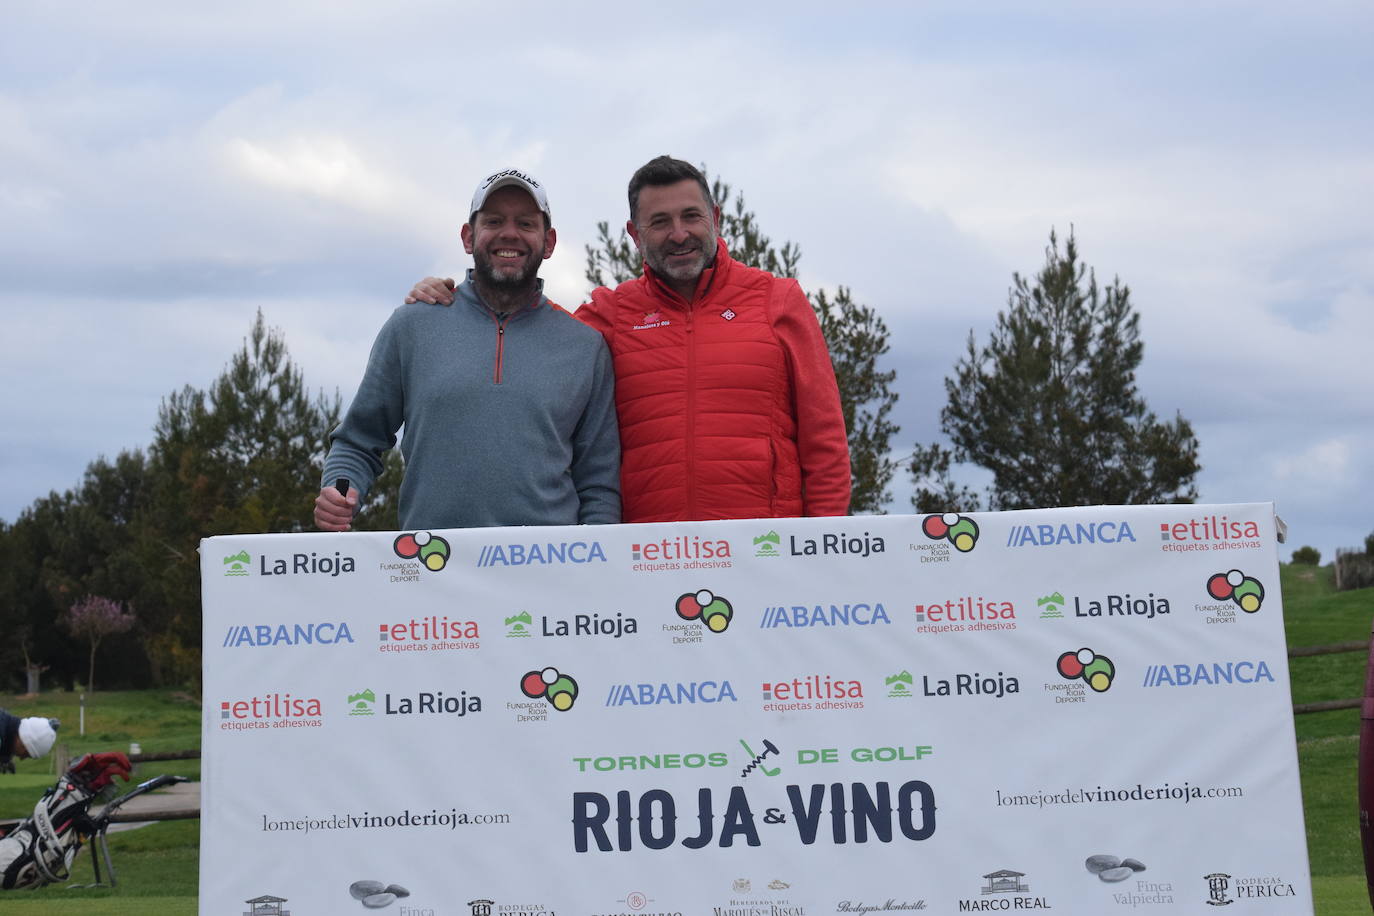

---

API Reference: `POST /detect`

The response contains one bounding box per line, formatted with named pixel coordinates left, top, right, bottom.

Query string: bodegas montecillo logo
left=521, top=666, right=579, bottom=711
left=1205, top=569, right=1265, bottom=613
left=921, top=514, right=979, bottom=553
left=393, top=531, right=450, bottom=571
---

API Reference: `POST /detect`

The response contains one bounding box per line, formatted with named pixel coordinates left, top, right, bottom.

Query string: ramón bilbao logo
left=922, top=514, right=980, bottom=553
left=1205, top=570, right=1265, bottom=613
left=393, top=532, right=450, bottom=571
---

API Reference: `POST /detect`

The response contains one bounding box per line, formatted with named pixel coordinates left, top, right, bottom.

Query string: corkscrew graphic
left=739, top=737, right=781, bottom=777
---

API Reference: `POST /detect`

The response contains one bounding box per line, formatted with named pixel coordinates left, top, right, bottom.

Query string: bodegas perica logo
left=393, top=531, right=450, bottom=572
left=922, top=514, right=979, bottom=552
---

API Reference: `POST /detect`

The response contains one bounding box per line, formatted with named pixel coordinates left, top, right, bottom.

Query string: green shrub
left=1292, top=545, right=1321, bottom=565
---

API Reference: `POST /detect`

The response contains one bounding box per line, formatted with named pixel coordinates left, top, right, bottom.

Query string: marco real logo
left=922, top=514, right=979, bottom=553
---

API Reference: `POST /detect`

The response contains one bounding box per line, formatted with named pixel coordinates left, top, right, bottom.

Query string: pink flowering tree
left=61, top=596, right=137, bottom=692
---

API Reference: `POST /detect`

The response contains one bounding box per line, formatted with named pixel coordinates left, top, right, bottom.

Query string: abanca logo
left=922, top=514, right=979, bottom=552
left=476, top=540, right=606, bottom=567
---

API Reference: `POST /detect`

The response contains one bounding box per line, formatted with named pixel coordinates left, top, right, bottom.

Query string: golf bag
left=0, top=752, right=131, bottom=890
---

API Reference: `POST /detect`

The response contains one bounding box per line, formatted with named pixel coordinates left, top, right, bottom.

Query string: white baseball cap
left=18, top=717, right=57, bottom=758
left=470, top=168, right=551, bottom=221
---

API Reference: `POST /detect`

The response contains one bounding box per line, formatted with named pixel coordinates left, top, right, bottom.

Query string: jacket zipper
left=494, top=320, right=505, bottom=383
left=685, top=302, right=696, bottom=519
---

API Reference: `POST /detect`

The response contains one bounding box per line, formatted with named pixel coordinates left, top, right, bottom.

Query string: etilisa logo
left=392, top=531, right=450, bottom=572
left=761, top=674, right=864, bottom=711
left=1205, top=570, right=1265, bottom=613
left=1160, top=513, right=1262, bottom=554
left=922, top=514, right=979, bottom=552
left=1004, top=519, right=1136, bottom=548
left=378, top=614, right=479, bottom=653
left=676, top=589, right=734, bottom=633
left=631, top=534, right=731, bottom=572
left=759, top=600, right=890, bottom=629
left=223, top=550, right=250, bottom=576
left=521, top=666, right=579, bottom=711
left=221, top=620, right=355, bottom=648
left=477, top=539, right=606, bottom=568
left=218, top=692, right=323, bottom=731
left=914, top=595, right=1015, bottom=635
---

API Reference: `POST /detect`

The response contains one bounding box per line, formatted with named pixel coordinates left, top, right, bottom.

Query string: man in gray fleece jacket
left=315, top=169, right=620, bottom=531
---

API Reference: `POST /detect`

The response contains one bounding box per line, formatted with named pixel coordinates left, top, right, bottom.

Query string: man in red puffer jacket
left=410, top=156, right=850, bottom=523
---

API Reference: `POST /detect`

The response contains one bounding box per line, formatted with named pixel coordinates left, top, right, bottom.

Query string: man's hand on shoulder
left=405, top=277, right=457, bottom=305
left=314, top=486, right=358, bottom=531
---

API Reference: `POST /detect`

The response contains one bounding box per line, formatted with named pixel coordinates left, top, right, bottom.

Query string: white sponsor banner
left=200, top=503, right=1312, bottom=915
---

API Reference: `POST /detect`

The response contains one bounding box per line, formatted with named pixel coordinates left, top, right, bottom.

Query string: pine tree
left=912, top=229, right=1199, bottom=512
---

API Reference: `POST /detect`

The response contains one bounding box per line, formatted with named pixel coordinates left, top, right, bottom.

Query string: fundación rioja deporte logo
left=1056, top=647, right=1116, bottom=692
left=393, top=531, right=450, bottom=572
left=521, top=666, right=579, bottom=711
left=1205, top=569, right=1265, bottom=613
left=922, top=513, right=979, bottom=552
left=676, top=589, right=734, bottom=633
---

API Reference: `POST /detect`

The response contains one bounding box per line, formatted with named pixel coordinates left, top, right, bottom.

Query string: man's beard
left=473, top=248, right=539, bottom=289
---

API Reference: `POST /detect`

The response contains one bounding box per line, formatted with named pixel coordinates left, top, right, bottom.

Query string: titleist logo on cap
left=482, top=168, right=541, bottom=190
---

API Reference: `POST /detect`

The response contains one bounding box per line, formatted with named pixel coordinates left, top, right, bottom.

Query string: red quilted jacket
left=577, top=239, right=851, bottom=523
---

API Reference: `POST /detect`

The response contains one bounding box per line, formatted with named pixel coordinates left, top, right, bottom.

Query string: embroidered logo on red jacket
left=632, top=310, right=671, bottom=331
left=721, top=308, right=737, bottom=321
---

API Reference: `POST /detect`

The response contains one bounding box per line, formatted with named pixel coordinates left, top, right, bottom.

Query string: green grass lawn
left=2, top=566, right=1371, bottom=913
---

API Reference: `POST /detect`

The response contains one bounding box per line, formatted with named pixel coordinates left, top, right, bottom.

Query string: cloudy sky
left=2, top=1, right=1369, bottom=562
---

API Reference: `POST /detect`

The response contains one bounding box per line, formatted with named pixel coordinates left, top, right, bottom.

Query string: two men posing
left=316, top=156, right=849, bottom=531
